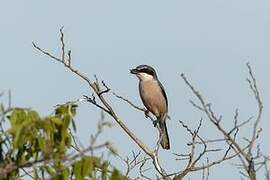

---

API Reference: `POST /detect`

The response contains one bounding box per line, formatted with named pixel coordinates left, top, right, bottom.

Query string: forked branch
left=32, top=28, right=168, bottom=179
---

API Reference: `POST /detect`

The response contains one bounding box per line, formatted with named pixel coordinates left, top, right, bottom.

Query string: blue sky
left=1, top=1, right=270, bottom=179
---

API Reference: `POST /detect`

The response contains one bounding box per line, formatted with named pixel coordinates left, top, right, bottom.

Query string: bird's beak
left=130, top=68, right=138, bottom=74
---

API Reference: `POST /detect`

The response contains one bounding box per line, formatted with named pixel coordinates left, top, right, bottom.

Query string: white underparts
left=136, top=72, right=154, bottom=81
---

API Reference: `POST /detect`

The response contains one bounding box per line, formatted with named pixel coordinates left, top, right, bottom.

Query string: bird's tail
left=159, top=117, right=170, bottom=150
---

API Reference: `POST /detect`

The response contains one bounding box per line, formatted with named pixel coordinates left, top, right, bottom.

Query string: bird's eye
left=141, top=69, right=154, bottom=76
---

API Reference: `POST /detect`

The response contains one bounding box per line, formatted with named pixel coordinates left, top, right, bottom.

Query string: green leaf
left=70, top=104, right=77, bottom=116
left=101, top=162, right=109, bottom=180
left=73, top=160, right=82, bottom=180
left=37, top=137, right=45, bottom=151
left=9, top=108, right=27, bottom=126
left=28, top=110, right=40, bottom=122
left=13, top=126, right=24, bottom=149
left=34, top=167, right=39, bottom=180
left=61, top=167, right=70, bottom=180
left=63, top=115, right=70, bottom=130
left=111, top=169, right=121, bottom=180
left=82, top=156, right=93, bottom=178
left=55, top=105, right=68, bottom=116
left=51, top=117, right=63, bottom=126
left=72, top=156, right=94, bottom=180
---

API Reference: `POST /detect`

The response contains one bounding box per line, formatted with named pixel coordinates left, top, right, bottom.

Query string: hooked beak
left=130, top=68, right=138, bottom=74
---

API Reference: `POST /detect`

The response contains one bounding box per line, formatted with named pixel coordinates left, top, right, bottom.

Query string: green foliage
left=8, top=106, right=72, bottom=164
left=73, top=156, right=94, bottom=179
left=5, top=105, right=74, bottom=178
left=0, top=103, right=126, bottom=179
left=71, top=156, right=127, bottom=180
left=111, top=169, right=123, bottom=180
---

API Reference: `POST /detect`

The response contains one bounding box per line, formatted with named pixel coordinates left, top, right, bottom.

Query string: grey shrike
left=130, top=65, right=170, bottom=150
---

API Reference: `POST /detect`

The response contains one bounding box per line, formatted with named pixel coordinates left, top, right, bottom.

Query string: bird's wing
left=158, top=80, right=168, bottom=108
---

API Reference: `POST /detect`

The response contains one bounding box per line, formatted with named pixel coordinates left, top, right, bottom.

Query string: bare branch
left=60, top=26, right=65, bottom=62
left=177, top=63, right=263, bottom=180
left=33, top=27, right=168, bottom=178
left=246, top=63, right=263, bottom=158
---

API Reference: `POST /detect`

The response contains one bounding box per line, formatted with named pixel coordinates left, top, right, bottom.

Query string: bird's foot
left=153, top=120, right=158, bottom=127
left=144, top=110, right=150, bottom=118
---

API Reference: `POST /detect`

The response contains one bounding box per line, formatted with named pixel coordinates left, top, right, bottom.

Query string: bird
left=130, top=65, right=170, bottom=150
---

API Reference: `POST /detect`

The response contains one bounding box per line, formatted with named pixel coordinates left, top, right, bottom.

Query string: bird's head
left=130, top=65, right=158, bottom=81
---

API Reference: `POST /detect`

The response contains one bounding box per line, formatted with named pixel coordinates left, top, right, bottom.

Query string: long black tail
left=159, top=119, right=170, bottom=150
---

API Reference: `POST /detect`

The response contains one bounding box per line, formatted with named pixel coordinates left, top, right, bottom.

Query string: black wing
left=158, top=80, right=168, bottom=109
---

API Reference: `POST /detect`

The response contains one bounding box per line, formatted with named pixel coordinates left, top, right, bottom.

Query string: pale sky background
left=1, top=1, right=270, bottom=179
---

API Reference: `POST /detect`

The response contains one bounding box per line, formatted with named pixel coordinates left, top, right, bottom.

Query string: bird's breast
left=139, top=80, right=167, bottom=117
